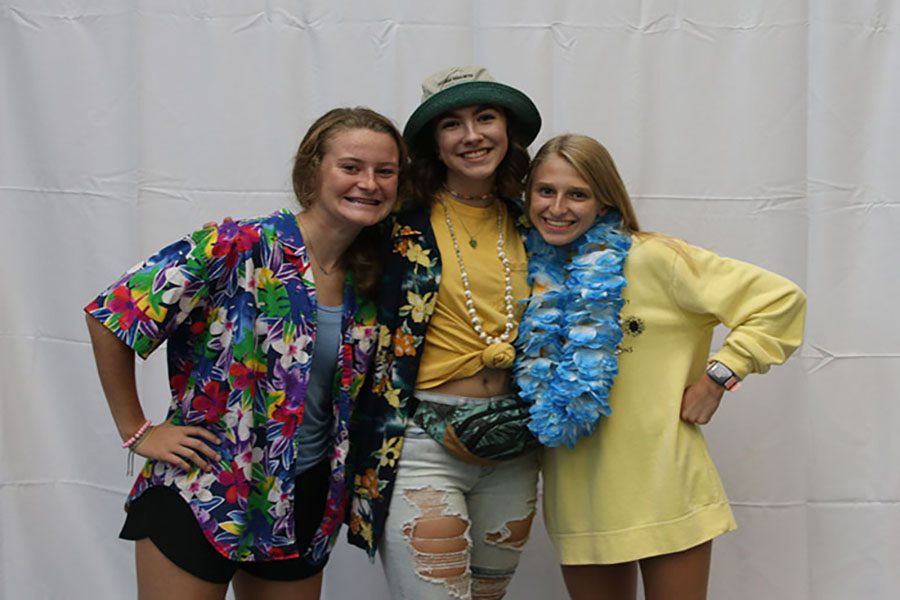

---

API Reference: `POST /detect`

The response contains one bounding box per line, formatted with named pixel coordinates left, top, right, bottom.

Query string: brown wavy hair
left=406, top=107, right=531, bottom=207
left=291, top=107, right=408, bottom=298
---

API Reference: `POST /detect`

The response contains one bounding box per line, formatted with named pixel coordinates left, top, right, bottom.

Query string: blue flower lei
left=514, top=210, right=631, bottom=448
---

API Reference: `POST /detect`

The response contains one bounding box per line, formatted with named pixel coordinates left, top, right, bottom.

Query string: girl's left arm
left=673, top=245, right=807, bottom=423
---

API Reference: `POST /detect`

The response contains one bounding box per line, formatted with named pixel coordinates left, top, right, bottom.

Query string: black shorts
left=120, top=459, right=331, bottom=583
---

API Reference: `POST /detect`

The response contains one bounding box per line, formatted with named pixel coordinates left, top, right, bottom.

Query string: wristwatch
left=706, top=361, right=741, bottom=391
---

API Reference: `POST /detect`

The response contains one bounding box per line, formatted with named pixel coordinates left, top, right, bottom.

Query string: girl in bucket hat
left=348, top=66, right=542, bottom=599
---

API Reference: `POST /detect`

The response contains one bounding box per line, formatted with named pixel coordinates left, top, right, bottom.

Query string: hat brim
left=403, top=81, right=541, bottom=150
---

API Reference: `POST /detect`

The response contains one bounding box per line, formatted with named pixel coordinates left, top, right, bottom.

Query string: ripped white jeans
left=379, top=401, right=540, bottom=600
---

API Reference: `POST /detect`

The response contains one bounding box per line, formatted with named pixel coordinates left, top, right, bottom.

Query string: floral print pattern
left=346, top=200, right=523, bottom=556
left=85, top=209, right=378, bottom=563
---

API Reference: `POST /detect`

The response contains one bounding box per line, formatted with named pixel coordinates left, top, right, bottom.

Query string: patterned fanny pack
left=411, top=392, right=540, bottom=465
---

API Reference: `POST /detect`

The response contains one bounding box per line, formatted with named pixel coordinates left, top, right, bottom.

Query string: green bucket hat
left=403, top=66, right=542, bottom=150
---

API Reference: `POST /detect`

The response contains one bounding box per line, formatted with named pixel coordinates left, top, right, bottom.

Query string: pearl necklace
left=438, top=197, right=517, bottom=356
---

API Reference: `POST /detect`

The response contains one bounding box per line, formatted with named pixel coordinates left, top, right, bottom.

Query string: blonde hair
left=526, top=134, right=697, bottom=269
left=525, top=134, right=640, bottom=233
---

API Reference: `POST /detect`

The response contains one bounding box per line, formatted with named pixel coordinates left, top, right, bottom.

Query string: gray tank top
left=293, top=303, right=343, bottom=476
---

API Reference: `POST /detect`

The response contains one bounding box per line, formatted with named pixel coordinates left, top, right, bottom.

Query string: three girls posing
left=87, top=68, right=805, bottom=600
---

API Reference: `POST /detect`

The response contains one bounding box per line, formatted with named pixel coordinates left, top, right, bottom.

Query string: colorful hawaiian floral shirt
left=346, top=200, right=523, bottom=556
left=85, top=209, right=378, bottom=563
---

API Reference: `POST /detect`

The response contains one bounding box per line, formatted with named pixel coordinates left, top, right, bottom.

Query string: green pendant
left=468, top=239, right=477, bottom=248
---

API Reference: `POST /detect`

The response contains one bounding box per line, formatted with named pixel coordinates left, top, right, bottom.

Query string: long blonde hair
left=526, top=134, right=697, bottom=269
left=525, top=134, right=641, bottom=233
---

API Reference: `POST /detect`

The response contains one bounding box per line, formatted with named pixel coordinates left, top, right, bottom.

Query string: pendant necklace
left=296, top=216, right=340, bottom=276
left=442, top=186, right=497, bottom=248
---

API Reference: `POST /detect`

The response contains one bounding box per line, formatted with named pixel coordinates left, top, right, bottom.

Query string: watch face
left=708, top=362, right=732, bottom=383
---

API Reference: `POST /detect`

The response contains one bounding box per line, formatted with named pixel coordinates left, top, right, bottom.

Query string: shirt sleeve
left=84, top=227, right=217, bottom=359
left=670, top=243, right=807, bottom=379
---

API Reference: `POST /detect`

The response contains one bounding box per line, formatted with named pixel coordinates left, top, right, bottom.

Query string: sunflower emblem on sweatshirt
left=623, top=315, right=645, bottom=337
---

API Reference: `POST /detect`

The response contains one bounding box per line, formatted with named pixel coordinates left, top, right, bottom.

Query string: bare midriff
left=428, top=367, right=512, bottom=397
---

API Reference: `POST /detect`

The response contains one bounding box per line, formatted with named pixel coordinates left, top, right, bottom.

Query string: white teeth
left=544, top=218, right=573, bottom=227
left=462, top=149, right=488, bottom=159
left=347, top=197, right=380, bottom=205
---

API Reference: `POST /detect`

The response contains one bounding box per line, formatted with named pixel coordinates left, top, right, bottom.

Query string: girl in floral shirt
left=85, top=107, right=406, bottom=599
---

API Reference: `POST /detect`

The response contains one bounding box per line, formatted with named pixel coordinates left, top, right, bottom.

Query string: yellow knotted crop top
left=415, top=194, right=530, bottom=389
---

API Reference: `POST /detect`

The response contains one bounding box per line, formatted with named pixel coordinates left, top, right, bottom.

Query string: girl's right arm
left=86, top=314, right=220, bottom=472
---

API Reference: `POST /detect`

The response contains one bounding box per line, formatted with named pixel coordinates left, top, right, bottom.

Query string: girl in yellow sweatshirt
left=515, top=134, right=806, bottom=600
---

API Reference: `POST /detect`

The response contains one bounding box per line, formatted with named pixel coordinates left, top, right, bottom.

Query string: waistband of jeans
left=413, top=389, right=515, bottom=407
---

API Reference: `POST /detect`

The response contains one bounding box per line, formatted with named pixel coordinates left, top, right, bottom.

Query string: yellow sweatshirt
left=541, top=234, right=807, bottom=564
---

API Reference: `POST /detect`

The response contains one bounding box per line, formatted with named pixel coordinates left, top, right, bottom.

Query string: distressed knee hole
left=472, top=574, right=512, bottom=600
left=408, top=517, right=468, bottom=555
left=402, top=488, right=471, bottom=597
left=484, top=510, right=535, bottom=550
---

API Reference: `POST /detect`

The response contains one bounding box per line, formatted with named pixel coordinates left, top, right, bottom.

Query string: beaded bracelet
left=126, top=424, right=155, bottom=476
left=122, top=420, right=152, bottom=449
left=131, top=425, right=155, bottom=452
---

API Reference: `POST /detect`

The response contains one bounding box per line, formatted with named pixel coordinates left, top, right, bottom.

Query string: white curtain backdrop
left=2, top=1, right=897, bottom=598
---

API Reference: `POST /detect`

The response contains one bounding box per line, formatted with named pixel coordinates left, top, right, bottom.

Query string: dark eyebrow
left=473, top=104, right=502, bottom=116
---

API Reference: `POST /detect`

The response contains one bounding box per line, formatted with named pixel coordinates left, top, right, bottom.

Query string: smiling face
left=311, top=127, right=400, bottom=230
left=528, top=154, right=606, bottom=246
left=434, top=105, right=508, bottom=198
